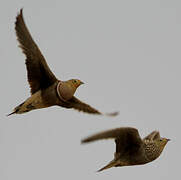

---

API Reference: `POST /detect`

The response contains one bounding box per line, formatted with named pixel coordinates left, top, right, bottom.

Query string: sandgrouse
left=82, top=127, right=170, bottom=172
left=8, top=9, right=118, bottom=116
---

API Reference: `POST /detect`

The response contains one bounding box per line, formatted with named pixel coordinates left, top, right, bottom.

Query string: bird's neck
left=144, top=142, right=161, bottom=162
left=56, top=81, right=75, bottom=101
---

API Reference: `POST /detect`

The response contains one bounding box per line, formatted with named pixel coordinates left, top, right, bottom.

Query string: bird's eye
left=160, top=139, right=163, bottom=141
left=73, top=80, right=77, bottom=83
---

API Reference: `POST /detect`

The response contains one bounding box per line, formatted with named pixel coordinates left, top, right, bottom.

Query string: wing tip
left=81, top=136, right=99, bottom=144
left=20, top=8, right=23, bottom=14
left=15, top=8, right=24, bottom=24
left=105, top=111, right=119, bottom=117
left=17, top=8, right=23, bottom=18
left=81, top=138, right=90, bottom=144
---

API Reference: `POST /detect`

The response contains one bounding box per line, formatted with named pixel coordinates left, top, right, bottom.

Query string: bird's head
left=156, top=137, right=170, bottom=152
left=69, top=79, right=84, bottom=89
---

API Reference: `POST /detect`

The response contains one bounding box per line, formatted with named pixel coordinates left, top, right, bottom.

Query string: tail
left=7, top=111, right=17, bottom=116
left=7, top=102, right=24, bottom=116
left=97, top=159, right=120, bottom=172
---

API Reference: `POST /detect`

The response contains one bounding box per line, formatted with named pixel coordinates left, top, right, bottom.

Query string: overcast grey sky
left=0, top=0, right=181, bottom=179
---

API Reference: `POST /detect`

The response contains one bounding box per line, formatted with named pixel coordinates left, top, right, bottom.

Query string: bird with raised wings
left=82, top=127, right=170, bottom=172
left=8, top=9, right=118, bottom=116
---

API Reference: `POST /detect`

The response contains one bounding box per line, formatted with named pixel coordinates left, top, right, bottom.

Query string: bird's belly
left=16, top=91, right=48, bottom=113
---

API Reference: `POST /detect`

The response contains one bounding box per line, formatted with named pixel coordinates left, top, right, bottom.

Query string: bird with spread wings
left=8, top=9, right=118, bottom=116
left=82, top=127, right=170, bottom=172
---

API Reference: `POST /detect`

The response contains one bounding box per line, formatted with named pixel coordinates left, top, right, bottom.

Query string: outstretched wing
left=143, top=131, right=160, bottom=141
left=82, top=127, right=144, bottom=172
left=63, top=96, right=118, bottom=116
left=81, top=127, right=142, bottom=144
left=64, top=97, right=101, bottom=114
left=15, top=9, right=57, bottom=94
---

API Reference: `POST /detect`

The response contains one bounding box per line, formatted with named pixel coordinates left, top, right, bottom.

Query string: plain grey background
left=0, top=0, right=180, bottom=179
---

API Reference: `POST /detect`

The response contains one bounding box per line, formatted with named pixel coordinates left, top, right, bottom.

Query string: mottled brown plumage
left=82, top=127, right=170, bottom=172
left=8, top=9, right=118, bottom=116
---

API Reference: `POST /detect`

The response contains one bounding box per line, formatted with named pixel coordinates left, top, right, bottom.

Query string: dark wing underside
left=63, top=96, right=102, bottom=115
left=62, top=96, right=118, bottom=116
left=82, top=127, right=143, bottom=156
left=15, top=9, right=57, bottom=94
left=114, top=128, right=143, bottom=155
left=81, top=127, right=142, bottom=143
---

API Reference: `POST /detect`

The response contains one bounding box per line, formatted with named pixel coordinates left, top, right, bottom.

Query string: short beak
left=80, top=81, right=84, bottom=85
left=167, top=138, right=171, bottom=141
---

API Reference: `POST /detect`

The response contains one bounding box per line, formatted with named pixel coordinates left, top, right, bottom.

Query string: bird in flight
left=8, top=9, right=118, bottom=116
left=82, top=127, right=170, bottom=172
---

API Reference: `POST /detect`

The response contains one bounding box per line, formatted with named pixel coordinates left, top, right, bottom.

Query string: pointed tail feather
left=7, top=102, right=24, bottom=116
left=7, top=111, right=17, bottom=116
left=97, top=160, right=120, bottom=172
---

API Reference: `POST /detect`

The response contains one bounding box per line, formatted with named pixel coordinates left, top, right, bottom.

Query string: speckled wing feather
left=81, top=127, right=142, bottom=144
left=15, top=9, right=57, bottom=94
